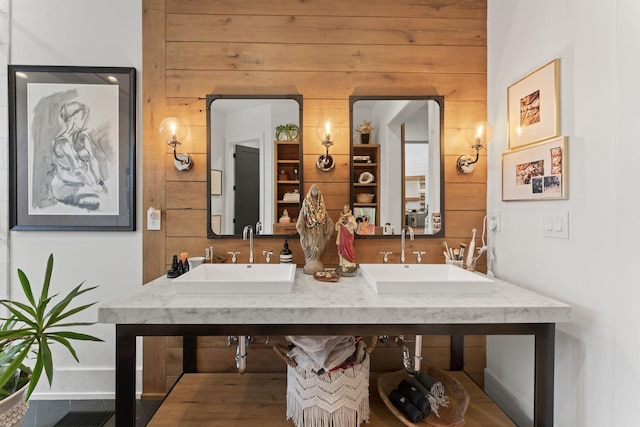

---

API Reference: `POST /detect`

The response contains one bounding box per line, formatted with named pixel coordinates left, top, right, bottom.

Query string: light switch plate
left=543, top=211, right=568, bottom=239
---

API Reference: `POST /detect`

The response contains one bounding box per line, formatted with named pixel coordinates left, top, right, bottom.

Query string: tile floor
left=22, top=399, right=162, bottom=427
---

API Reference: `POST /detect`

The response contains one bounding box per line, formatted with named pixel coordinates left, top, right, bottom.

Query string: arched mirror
left=349, top=96, right=444, bottom=237
left=206, top=95, right=303, bottom=238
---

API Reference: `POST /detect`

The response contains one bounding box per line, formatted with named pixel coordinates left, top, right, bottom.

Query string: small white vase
left=0, top=383, right=29, bottom=427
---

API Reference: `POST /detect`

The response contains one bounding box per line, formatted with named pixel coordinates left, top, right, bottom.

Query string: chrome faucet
left=400, top=226, right=415, bottom=263
left=243, top=225, right=254, bottom=264
left=413, top=251, right=426, bottom=264
left=379, top=251, right=392, bottom=264
left=227, top=251, right=240, bottom=264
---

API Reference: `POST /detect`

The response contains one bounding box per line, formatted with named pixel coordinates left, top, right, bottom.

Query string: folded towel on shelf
left=388, top=389, right=425, bottom=423
left=415, top=371, right=449, bottom=408
left=286, top=336, right=356, bottom=373
left=398, top=379, right=431, bottom=415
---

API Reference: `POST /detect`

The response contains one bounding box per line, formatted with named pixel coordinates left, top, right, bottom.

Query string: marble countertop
left=98, top=269, right=571, bottom=325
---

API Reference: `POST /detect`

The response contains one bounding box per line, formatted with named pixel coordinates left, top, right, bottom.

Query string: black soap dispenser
left=167, top=254, right=180, bottom=278
left=280, top=239, right=293, bottom=264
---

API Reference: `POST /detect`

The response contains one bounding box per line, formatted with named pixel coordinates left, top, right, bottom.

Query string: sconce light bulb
left=459, top=119, right=492, bottom=174
left=160, top=116, right=192, bottom=171
left=316, top=118, right=336, bottom=171
left=160, top=116, right=187, bottom=145
left=316, top=117, right=340, bottom=147
left=465, top=120, right=493, bottom=150
left=170, top=122, right=177, bottom=142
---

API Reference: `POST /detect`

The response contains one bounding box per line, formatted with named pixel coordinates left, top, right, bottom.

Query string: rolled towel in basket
left=398, top=379, right=431, bottom=415
left=406, top=377, right=442, bottom=417
left=415, top=371, right=449, bottom=407
left=389, top=389, right=425, bottom=423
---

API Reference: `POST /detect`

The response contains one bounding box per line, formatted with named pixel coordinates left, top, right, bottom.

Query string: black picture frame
left=8, top=65, right=136, bottom=231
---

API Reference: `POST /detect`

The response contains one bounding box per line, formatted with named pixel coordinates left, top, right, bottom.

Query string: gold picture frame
left=502, top=136, right=567, bottom=201
left=210, top=169, right=222, bottom=195
left=507, top=59, right=560, bottom=148
left=211, top=215, right=221, bottom=234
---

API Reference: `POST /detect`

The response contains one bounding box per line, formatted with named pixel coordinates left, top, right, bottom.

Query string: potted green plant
left=275, top=123, right=300, bottom=141
left=0, top=254, right=102, bottom=424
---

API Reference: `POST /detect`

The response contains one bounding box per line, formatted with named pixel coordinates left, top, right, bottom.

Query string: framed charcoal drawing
left=8, top=65, right=136, bottom=231
left=507, top=59, right=559, bottom=148
left=502, top=136, right=567, bottom=201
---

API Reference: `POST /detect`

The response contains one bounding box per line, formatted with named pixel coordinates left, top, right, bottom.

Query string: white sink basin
left=359, top=263, right=493, bottom=294
left=171, top=264, right=296, bottom=294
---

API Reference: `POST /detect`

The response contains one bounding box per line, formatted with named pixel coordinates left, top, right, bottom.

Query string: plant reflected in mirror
left=350, top=96, right=444, bottom=237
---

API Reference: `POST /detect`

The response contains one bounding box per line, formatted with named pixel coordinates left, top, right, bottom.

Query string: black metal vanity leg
left=450, top=335, right=464, bottom=370
left=183, top=336, right=197, bottom=372
left=115, top=325, right=137, bottom=427
left=534, top=323, right=555, bottom=427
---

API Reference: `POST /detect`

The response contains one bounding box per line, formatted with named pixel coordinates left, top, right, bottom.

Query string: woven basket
left=377, top=367, right=470, bottom=427
left=356, top=193, right=374, bottom=203
left=286, top=354, right=371, bottom=427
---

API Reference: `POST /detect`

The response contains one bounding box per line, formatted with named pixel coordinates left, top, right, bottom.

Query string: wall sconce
left=456, top=121, right=493, bottom=173
left=159, top=117, right=193, bottom=171
left=316, top=119, right=339, bottom=171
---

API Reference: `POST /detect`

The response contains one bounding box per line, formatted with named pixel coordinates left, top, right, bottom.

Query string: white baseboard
left=30, top=391, right=118, bottom=400
left=484, top=368, right=533, bottom=427
left=28, top=367, right=143, bottom=400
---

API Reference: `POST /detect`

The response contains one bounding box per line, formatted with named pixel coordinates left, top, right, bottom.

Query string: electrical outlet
left=147, top=208, right=161, bottom=230
left=488, top=212, right=501, bottom=232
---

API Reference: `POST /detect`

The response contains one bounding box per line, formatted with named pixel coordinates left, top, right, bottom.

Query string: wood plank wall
left=142, top=0, right=488, bottom=399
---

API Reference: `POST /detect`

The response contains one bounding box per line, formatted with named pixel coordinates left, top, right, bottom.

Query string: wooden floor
left=147, top=372, right=515, bottom=426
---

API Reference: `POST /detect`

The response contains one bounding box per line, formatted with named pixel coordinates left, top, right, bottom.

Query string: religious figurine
left=279, top=209, right=291, bottom=223
left=296, top=184, right=333, bottom=274
left=335, top=204, right=358, bottom=275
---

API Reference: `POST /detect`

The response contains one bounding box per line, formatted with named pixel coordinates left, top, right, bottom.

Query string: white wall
left=0, top=0, right=10, bottom=305
left=224, top=105, right=270, bottom=233
left=7, top=0, right=142, bottom=399
left=487, top=0, right=640, bottom=425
